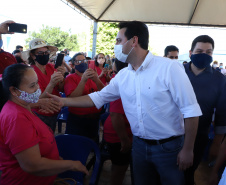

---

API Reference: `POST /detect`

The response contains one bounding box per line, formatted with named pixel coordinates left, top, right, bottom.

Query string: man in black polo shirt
left=184, top=35, right=226, bottom=185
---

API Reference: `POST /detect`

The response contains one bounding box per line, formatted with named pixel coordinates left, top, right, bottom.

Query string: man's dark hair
left=16, top=45, right=23, bottom=50
left=119, top=21, right=149, bottom=50
left=164, top=45, right=179, bottom=57
left=191, top=35, right=214, bottom=51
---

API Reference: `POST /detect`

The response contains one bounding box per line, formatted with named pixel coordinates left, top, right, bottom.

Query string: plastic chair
left=57, top=92, right=69, bottom=133
left=55, top=134, right=101, bottom=185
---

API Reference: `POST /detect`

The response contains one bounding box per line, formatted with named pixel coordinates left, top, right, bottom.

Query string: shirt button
left=138, top=104, right=140, bottom=107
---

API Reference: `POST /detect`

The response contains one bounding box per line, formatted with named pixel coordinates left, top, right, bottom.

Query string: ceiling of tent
left=65, top=0, right=226, bottom=27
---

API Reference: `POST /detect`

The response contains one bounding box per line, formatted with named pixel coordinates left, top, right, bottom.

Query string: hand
left=38, top=98, right=61, bottom=114
left=49, top=72, right=64, bottom=87
left=57, top=66, right=66, bottom=76
left=81, top=68, right=95, bottom=82
left=72, top=161, right=89, bottom=175
left=209, top=171, right=219, bottom=185
left=46, top=92, right=65, bottom=109
left=0, top=20, right=15, bottom=34
left=101, top=68, right=108, bottom=75
left=177, top=148, right=194, bottom=170
left=120, top=137, right=132, bottom=153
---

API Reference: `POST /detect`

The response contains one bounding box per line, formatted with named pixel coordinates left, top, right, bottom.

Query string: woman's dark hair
left=71, top=52, right=84, bottom=64
left=28, top=49, right=36, bottom=65
left=114, top=58, right=128, bottom=72
left=2, top=64, right=31, bottom=100
left=119, top=21, right=149, bottom=50
left=95, top=53, right=106, bottom=67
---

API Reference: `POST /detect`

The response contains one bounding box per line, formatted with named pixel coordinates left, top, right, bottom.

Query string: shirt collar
left=128, top=51, right=153, bottom=71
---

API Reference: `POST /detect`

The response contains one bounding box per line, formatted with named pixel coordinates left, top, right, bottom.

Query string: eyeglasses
left=36, top=50, right=50, bottom=56
left=98, top=57, right=104, bottom=59
left=75, top=59, right=87, bottom=64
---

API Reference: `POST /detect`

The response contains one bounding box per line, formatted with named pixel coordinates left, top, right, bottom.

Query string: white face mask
left=114, top=39, right=134, bottom=63
left=213, top=64, right=218, bottom=68
left=17, top=88, right=41, bottom=103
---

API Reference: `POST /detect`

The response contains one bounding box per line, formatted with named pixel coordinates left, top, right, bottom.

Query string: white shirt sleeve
left=166, top=61, right=202, bottom=118
left=88, top=76, right=121, bottom=109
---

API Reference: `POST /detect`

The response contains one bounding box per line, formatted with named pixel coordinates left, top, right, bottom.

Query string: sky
left=1, top=0, right=226, bottom=65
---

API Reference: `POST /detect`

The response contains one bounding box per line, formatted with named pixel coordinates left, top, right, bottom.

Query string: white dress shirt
left=89, top=51, right=202, bottom=139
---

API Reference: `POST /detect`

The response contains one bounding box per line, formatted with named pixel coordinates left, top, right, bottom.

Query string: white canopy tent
left=62, top=0, right=226, bottom=57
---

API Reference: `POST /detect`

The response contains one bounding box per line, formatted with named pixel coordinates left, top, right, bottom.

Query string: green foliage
left=25, top=25, right=79, bottom=51
left=90, top=22, right=118, bottom=56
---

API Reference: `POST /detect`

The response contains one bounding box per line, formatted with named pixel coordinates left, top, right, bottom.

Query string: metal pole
left=92, top=21, right=98, bottom=59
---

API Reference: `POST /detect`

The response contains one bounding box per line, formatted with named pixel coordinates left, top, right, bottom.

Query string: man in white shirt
left=63, top=49, right=71, bottom=64
left=49, top=21, right=202, bottom=185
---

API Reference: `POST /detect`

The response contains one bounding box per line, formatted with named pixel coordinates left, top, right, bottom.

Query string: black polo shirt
left=184, top=62, right=226, bottom=135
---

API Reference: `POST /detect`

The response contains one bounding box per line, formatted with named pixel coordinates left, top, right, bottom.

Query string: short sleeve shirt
left=0, top=101, right=59, bottom=185
left=104, top=98, right=132, bottom=143
left=64, top=73, right=101, bottom=115
left=32, top=63, right=60, bottom=116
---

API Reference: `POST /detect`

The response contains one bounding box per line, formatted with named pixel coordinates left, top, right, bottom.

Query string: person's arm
left=47, top=93, right=95, bottom=108
left=63, top=60, right=72, bottom=73
left=40, top=72, right=64, bottom=98
left=209, top=134, right=224, bottom=161
left=90, top=69, right=105, bottom=90
left=209, top=136, right=226, bottom=185
left=30, top=98, right=61, bottom=114
left=111, top=112, right=132, bottom=153
left=177, top=116, right=199, bottom=170
left=69, top=69, right=93, bottom=97
left=15, top=144, right=88, bottom=176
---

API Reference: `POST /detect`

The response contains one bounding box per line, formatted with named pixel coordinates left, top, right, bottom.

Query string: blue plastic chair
left=55, top=134, right=101, bottom=185
left=57, top=93, right=69, bottom=133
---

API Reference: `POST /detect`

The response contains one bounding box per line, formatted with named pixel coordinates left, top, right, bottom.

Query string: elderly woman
left=64, top=53, right=105, bottom=142
left=22, top=38, right=66, bottom=132
left=0, top=64, right=88, bottom=185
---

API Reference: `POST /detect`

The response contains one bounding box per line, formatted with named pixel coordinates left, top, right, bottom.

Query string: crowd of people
left=0, top=19, right=226, bottom=185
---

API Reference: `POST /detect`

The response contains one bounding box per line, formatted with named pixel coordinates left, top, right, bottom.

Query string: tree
left=90, top=22, right=118, bottom=56
left=25, top=25, right=79, bottom=51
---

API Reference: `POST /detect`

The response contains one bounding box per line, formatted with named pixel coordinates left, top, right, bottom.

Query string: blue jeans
left=132, top=135, right=185, bottom=185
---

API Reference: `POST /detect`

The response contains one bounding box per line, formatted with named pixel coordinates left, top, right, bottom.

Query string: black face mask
left=35, top=54, right=50, bottom=65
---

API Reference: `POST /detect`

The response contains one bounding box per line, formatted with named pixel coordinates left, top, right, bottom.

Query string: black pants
left=184, top=134, right=209, bottom=185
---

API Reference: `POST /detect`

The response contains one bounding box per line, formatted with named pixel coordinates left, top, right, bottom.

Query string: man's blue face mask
left=190, top=53, right=213, bottom=69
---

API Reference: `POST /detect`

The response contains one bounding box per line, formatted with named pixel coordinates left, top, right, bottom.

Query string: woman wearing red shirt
left=64, top=53, right=105, bottom=142
left=0, top=64, right=88, bottom=185
left=22, top=38, right=65, bottom=132
left=94, top=53, right=111, bottom=85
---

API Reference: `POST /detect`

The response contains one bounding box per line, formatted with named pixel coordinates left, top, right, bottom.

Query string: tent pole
left=92, top=21, right=98, bottom=59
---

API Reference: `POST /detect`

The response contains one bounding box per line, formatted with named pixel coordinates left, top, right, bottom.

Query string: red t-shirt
left=104, top=99, right=133, bottom=143
left=95, top=66, right=107, bottom=85
left=32, top=63, right=60, bottom=116
left=0, top=100, right=60, bottom=185
left=64, top=73, right=102, bottom=115
left=0, top=50, right=17, bottom=74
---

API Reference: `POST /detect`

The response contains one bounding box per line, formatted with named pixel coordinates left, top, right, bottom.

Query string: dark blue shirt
left=184, top=62, right=226, bottom=135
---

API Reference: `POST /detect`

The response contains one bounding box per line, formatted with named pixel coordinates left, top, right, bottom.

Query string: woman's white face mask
left=114, top=39, right=134, bottom=63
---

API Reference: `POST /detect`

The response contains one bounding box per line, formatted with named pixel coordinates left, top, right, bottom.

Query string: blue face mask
left=75, top=63, right=88, bottom=73
left=190, top=53, right=213, bottom=69
left=0, top=39, right=3, bottom=48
